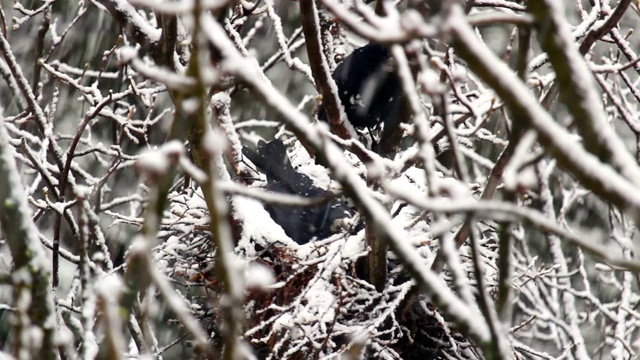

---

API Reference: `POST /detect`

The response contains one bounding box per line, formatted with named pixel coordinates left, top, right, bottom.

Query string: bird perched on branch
left=318, top=43, right=404, bottom=151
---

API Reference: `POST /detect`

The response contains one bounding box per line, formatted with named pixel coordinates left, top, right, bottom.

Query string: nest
left=155, top=177, right=482, bottom=359
left=179, top=237, right=482, bottom=359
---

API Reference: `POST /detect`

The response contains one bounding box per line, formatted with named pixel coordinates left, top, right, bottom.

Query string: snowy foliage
left=1, top=0, right=640, bottom=359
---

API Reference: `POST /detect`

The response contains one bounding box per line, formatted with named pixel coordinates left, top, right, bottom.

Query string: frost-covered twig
left=528, top=0, right=640, bottom=186
left=537, top=160, right=590, bottom=360
left=447, top=4, right=640, bottom=217
left=468, top=223, right=511, bottom=358
left=318, top=0, right=437, bottom=43
left=144, top=244, right=211, bottom=351
left=91, top=0, right=161, bottom=49
left=385, top=183, right=640, bottom=271
left=0, top=117, right=57, bottom=360
left=210, top=92, right=253, bottom=182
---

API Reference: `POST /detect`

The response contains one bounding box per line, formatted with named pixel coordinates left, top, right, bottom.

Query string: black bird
left=243, top=139, right=357, bottom=244
left=318, top=43, right=403, bottom=137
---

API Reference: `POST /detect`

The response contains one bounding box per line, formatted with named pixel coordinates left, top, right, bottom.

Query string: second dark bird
left=318, top=43, right=403, bottom=143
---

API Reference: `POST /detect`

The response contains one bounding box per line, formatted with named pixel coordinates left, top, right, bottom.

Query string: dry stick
left=155, top=12, right=178, bottom=70
left=94, top=0, right=160, bottom=57
left=210, top=95, right=245, bottom=243
left=20, top=140, right=81, bottom=250
left=364, top=219, right=387, bottom=291
left=527, top=0, right=634, bottom=130
left=423, top=49, right=477, bottom=305
left=610, top=28, right=640, bottom=76
left=537, top=160, right=591, bottom=359
left=400, top=130, right=517, bottom=321
left=211, top=92, right=253, bottom=183
left=435, top=14, right=529, bottom=274
left=43, top=7, right=89, bottom=62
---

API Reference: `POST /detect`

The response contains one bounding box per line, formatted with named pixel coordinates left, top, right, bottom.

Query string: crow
left=318, top=43, right=404, bottom=144
left=243, top=139, right=356, bottom=244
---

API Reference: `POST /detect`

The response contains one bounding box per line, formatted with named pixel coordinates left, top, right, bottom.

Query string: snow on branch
left=0, top=117, right=57, bottom=360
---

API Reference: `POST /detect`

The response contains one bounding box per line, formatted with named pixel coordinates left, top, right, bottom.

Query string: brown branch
left=155, top=12, right=178, bottom=70
left=32, top=7, right=51, bottom=94
left=364, top=220, right=387, bottom=291
left=299, top=0, right=354, bottom=139
left=51, top=93, right=115, bottom=286
left=578, top=0, right=632, bottom=54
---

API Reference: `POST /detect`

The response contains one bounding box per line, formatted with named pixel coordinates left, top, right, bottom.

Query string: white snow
left=202, top=128, right=228, bottom=157
left=181, top=97, right=201, bottom=115
left=245, top=262, right=276, bottom=290
left=117, top=46, right=138, bottom=64
left=94, top=273, right=124, bottom=301
left=137, top=148, right=171, bottom=176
